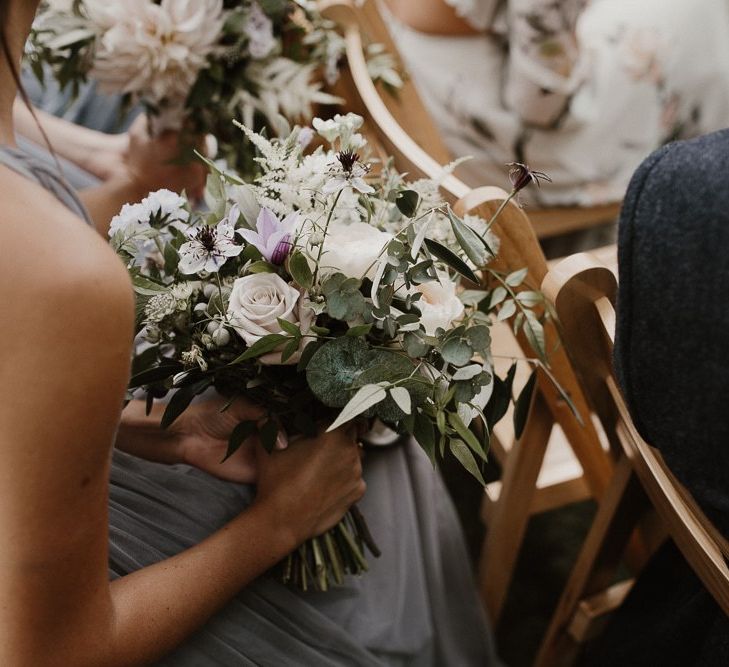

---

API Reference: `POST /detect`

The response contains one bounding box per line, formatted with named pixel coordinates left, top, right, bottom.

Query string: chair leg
left=534, top=455, right=650, bottom=667
left=478, top=390, right=554, bottom=624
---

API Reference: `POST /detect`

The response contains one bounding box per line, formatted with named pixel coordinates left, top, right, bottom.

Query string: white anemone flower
left=178, top=220, right=243, bottom=275
left=323, top=150, right=375, bottom=196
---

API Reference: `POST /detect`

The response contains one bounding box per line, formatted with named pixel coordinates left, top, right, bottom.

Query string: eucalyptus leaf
left=441, top=338, right=473, bottom=367
left=450, top=439, right=487, bottom=487
left=452, top=364, right=483, bottom=381
left=346, top=324, right=373, bottom=337
left=448, top=412, right=487, bottom=462
left=327, top=384, right=388, bottom=432
left=389, top=387, right=412, bottom=415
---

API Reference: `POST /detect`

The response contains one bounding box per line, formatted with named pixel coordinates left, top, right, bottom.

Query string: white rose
left=227, top=273, right=314, bottom=365
left=317, top=222, right=393, bottom=279
left=416, top=274, right=465, bottom=335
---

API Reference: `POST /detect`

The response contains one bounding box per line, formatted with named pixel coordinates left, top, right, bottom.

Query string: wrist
left=246, top=497, right=301, bottom=556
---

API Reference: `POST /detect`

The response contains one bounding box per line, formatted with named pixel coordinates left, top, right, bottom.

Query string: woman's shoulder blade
left=0, top=166, right=134, bottom=335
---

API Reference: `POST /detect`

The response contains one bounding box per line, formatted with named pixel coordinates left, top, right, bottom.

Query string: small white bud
left=212, top=326, right=231, bottom=347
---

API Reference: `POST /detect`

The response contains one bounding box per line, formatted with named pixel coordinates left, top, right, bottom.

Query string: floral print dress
left=388, top=0, right=729, bottom=206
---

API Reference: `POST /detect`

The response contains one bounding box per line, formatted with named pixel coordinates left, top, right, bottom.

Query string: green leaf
left=132, top=275, right=166, bottom=296
left=395, top=189, right=420, bottom=217
left=413, top=410, right=436, bottom=463
left=231, top=334, right=288, bottom=363
left=460, top=289, right=489, bottom=307
left=246, top=260, right=277, bottom=274
left=346, top=324, right=373, bottom=337
left=450, top=439, right=487, bottom=487
left=389, top=386, right=412, bottom=415
left=161, top=377, right=213, bottom=429
left=280, top=337, right=300, bottom=363
left=424, top=238, right=479, bottom=284
left=403, top=331, right=430, bottom=357
left=441, top=338, right=473, bottom=367
left=452, top=364, right=483, bottom=381
left=448, top=209, right=488, bottom=267
left=129, top=361, right=182, bottom=388
left=259, top=419, right=280, bottom=453
left=513, top=370, right=538, bottom=440
left=448, top=412, right=487, bottom=462
left=289, top=250, right=313, bottom=289
left=515, top=290, right=543, bottom=307
left=327, top=384, right=388, bottom=432
left=523, top=310, right=547, bottom=364
left=505, top=268, right=529, bottom=287
left=497, top=299, right=517, bottom=321
left=489, top=286, right=508, bottom=309
left=277, top=318, right=301, bottom=337
left=222, top=420, right=258, bottom=462
left=465, top=325, right=491, bottom=354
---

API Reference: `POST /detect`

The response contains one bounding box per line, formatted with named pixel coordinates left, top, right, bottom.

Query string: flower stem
left=312, top=189, right=343, bottom=287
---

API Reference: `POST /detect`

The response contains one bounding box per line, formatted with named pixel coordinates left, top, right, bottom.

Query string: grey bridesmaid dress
left=1, top=146, right=502, bottom=666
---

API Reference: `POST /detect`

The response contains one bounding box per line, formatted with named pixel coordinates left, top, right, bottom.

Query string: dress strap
left=0, top=145, right=93, bottom=226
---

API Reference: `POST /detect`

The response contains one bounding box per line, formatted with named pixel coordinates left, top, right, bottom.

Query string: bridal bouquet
left=111, top=113, right=551, bottom=591
left=28, top=0, right=371, bottom=174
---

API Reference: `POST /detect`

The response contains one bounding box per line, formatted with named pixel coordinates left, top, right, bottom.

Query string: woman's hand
left=121, top=115, right=207, bottom=202
left=171, top=396, right=274, bottom=483
left=254, top=427, right=366, bottom=545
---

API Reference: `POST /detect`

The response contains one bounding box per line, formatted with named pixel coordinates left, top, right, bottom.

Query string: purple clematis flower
left=239, top=208, right=299, bottom=265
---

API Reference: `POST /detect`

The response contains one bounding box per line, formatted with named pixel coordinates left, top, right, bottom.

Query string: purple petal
left=256, top=207, right=279, bottom=240
left=271, top=234, right=292, bottom=265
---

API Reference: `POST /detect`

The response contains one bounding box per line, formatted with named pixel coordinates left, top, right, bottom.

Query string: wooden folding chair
left=535, top=253, right=729, bottom=666
left=320, top=0, right=621, bottom=239
left=320, top=0, right=616, bottom=624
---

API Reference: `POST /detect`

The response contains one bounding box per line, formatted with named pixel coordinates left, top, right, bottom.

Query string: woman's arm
left=0, top=174, right=364, bottom=666
left=13, top=102, right=206, bottom=235
left=12, top=98, right=127, bottom=180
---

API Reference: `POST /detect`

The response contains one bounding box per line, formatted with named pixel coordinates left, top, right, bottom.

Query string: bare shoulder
left=0, top=165, right=134, bottom=331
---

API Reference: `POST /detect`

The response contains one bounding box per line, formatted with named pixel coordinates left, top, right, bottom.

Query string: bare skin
left=0, top=3, right=365, bottom=664
left=384, top=0, right=482, bottom=36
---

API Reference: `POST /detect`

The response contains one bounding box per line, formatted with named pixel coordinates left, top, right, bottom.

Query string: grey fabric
left=0, top=145, right=92, bottom=223
left=23, top=66, right=140, bottom=134
left=589, top=130, right=729, bottom=666
left=14, top=135, right=101, bottom=190
left=2, top=145, right=500, bottom=666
